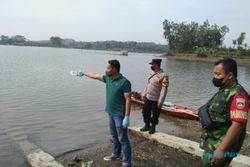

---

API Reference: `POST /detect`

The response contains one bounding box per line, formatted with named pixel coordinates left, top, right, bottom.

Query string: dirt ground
left=58, top=105, right=250, bottom=167
left=58, top=109, right=250, bottom=167
left=60, top=134, right=201, bottom=167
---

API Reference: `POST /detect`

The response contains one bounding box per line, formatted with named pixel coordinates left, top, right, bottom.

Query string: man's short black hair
left=108, top=59, right=120, bottom=72
left=214, top=58, right=237, bottom=78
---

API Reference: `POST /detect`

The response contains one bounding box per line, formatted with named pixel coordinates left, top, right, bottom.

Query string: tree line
left=2, top=20, right=249, bottom=57
left=0, top=35, right=166, bottom=53
left=163, top=19, right=250, bottom=57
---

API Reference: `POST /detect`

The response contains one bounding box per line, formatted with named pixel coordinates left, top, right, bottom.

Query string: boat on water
left=120, top=50, right=128, bottom=56
left=131, top=92, right=199, bottom=120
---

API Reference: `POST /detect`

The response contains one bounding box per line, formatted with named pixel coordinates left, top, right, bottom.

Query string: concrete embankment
left=6, top=126, right=250, bottom=167
left=129, top=127, right=250, bottom=167
left=6, top=128, right=64, bottom=167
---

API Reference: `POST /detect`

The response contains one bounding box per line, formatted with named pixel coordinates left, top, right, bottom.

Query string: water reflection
left=0, top=45, right=250, bottom=166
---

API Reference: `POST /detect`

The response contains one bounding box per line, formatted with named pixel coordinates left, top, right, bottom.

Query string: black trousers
left=142, top=98, right=161, bottom=125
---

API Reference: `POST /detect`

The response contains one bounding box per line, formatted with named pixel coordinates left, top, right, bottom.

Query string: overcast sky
left=0, top=0, right=249, bottom=46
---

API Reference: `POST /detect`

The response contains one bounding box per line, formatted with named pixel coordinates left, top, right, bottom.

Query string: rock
left=81, top=160, right=93, bottom=167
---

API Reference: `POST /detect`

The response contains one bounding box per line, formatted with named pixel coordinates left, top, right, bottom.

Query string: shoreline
left=59, top=127, right=250, bottom=167
left=162, top=53, right=250, bottom=66
left=60, top=133, right=201, bottom=167
left=0, top=44, right=163, bottom=54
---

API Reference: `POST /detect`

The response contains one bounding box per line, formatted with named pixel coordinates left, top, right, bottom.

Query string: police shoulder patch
left=162, top=74, right=169, bottom=87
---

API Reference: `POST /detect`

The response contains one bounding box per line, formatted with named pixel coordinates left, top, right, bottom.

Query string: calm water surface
left=0, top=45, right=250, bottom=166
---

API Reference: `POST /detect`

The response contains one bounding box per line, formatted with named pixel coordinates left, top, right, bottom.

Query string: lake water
left=0, top=45, right=250, bottom=167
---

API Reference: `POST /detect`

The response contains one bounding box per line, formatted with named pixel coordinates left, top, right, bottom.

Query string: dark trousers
left=142, top=98, right=161, bottom=125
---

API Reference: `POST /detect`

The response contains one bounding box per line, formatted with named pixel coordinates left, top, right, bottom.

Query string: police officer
left=199, top=58, right=249, bottom=166
left=140, top=59, right=169, bottom=134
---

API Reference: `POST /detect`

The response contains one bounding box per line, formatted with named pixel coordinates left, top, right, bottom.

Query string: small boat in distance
left=120, top=50, right=128, bottom=56
left=131, top=91, right=199, bottom=120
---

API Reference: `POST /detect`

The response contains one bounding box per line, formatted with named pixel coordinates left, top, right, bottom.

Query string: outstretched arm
left=84, top=71, right=103, bottom=82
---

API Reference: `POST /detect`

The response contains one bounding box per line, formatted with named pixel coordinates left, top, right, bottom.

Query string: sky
left=0, top=0, right=250, bottom=46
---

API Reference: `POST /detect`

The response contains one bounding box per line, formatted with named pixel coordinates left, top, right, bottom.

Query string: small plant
left=195, top=47, right=208, bottom=57
left=166, top=50, right=174, bottom=56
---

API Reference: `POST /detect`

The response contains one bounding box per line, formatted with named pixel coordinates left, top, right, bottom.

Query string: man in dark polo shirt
left=75, top=60, right=132, bottom=167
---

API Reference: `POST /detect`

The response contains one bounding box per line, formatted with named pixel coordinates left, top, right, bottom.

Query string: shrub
left=195, top=47, right=208, bottom=57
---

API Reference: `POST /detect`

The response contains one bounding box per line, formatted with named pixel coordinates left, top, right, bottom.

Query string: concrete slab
left=129, top=126, right=250, bottom=167
left=6, top=128, right=64, bottom=167
left=26, top=148, right=64, bottom=167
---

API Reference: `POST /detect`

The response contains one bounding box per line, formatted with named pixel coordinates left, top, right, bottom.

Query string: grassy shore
left=162, top=53, right=250, bottom=66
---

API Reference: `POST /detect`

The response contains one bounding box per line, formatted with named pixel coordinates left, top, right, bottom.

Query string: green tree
left=12, top=35, right=26, bottom=43
left=195, top=47, right=208, bottom=57
left=244, top=43, right=248, bottom=50
left=0, top=35, right=10, bottom=44
left=84, top=42, right=92, bottom=49
left=232, top=40, right=237, bottom=49
left=50, top=36, right=62, bottom=47
left=237, top=32, right=246, bottom=49
left=163, top=19, right=229, bottom=53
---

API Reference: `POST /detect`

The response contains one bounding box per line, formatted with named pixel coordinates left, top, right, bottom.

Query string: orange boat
left=131, top=92, right=199, bottom=120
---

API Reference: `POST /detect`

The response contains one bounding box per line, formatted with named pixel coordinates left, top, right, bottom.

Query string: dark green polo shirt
left=103, top=74, right=131, bottom=116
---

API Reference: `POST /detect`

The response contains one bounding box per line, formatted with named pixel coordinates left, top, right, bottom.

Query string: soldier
left=199, top=58, right=249, bottom=166
left=140, top=59, right=169, bottom=134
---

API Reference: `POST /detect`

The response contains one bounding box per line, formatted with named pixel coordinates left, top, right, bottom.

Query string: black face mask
left=212, top=77, right=225, bottom=87
left=151, top=66, right=155, bottom=71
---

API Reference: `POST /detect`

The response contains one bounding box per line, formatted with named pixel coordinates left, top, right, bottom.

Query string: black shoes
left=140, top=124, right=156, bottom=134
left=149, top=125, right=155, bottom=134
left=140, top=124, right=151, bottom=132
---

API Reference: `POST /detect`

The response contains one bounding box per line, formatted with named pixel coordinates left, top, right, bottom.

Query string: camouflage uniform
left=200, top=81, right=249, bottom=166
